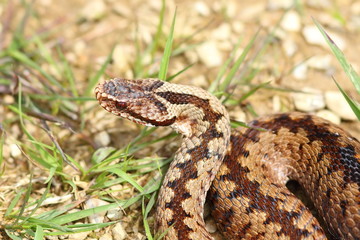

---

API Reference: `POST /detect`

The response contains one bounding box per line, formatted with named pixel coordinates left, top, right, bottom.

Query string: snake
left=95, top=78, right=360, bottom=240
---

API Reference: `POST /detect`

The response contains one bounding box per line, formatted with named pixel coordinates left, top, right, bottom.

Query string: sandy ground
left=1, top=0, right=360, bottom=239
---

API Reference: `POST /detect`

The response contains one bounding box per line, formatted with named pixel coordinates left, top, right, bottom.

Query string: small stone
left=10, top=143, right=21, bottom=158
left=267, top=0, right=293, bottom=10
left=223, top=1, right=238, bottom=18
left=196, top=41, right=223, bottom=67
left=205, top=218, right=217, bottom=233
left=281, top=11, right=301, bottom=32
left=292, top=88, right=325, bottom=112
left=316, top=110, right=341, bottom=125
left=113, top=3, right=132, bottom=17
left=3, top=95, right=14, bottom=104
left=306, top=0, right=332, bottom=8
left=68, top=231, right=89, bottom=240
left=81, top=0, right=106, bottom=21
left=212, top=23, right=231, bottom=41
left=292, top=62, right=308, bottom=80
left=41, top=194, right=73, bottom=205
left=232, top=21, right=244, bottom=34
left=239, top=3, right=264, bottom=21
left=112, top=222, right=127, bottom=240
left=325, top=91, right=357, bottom=120
left=99, top=233, right=113, bottom=240
left=113, top=44, right=131, bottom=72
left=84, top=198, right=109, bottom=224
left=282, top=38, right=298, bottom=57
left=194, top=1, right=210, bottom=16
left=94, top=131, right=111, bottom=147
left=107, top=208, right=124, bottom=221
left=307, top=55, right=333, bottom=70
left=302, top=25, right=346, bottom=50
left=230, top=106, right=246, bottom=122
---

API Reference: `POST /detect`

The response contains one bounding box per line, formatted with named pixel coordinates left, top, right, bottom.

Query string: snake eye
left=115, top=101, right=127, bottom=110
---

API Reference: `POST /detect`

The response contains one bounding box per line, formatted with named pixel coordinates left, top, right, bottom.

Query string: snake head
left=95, top=78, right=176, bottom=126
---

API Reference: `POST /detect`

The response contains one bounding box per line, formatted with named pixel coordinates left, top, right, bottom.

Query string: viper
left=95, top=78, right=360, bottom=240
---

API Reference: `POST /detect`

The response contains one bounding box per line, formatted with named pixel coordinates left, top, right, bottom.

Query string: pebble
left=81, top=0, right=106, bottom=21
left=316, top=110, right=341, bottom=125
left=194, top=1, right=210, bottom=16
left=306, top=0, right=332, bottom=8
left=84, top=198, right=109, bottom=224
left=112, top=222, right=127, bottom=240
left=205, top=218, right=217, bottom=233
left=212, top=23, right=232, bottom=41
left=292, top=88, right=325, bottom=112
left=68, top=230, right=89, bottom=240
left=99, top=233, right=113, bottom=240
left=307, top=54, right=333, bottom=70
left=302, top=25, right=346, bottom=50
left=292, top=62, right=308, bottom=80
left=94, top=131, right=111, bottom=147
left=325, top=91, right=357, bottom=120
left=113, top=44, right=131, bottom=72
left=10, top=143, right=21, bottom=158
left=230, top=106, right=246, bottom=122
left=267, top=0, right=294, bottom=10
left=282, top=38, right=298, bottom=57
left=196, top=41, right=223, bottom=67
left=41, top=194, right=73, bottom=205
left=107, top=208, right=124, bottom=221
left=113, top=3, right=132, bottom=17
left=281, top=11, right=301, bottom=32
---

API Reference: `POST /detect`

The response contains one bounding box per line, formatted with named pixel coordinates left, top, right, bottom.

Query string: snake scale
left=95, top=78, right=360, bottom=240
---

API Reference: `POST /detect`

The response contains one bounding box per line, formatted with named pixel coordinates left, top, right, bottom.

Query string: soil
left=1, top=0, right=359, bottom=239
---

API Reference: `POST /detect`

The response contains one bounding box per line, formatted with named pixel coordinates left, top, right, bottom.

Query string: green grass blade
left=34, top=225, right=44, bottom=240
left=8, top=50, right=63, bottom=90
left=106, top=168, right=144, bottom=193
left=143, top=192, right=157, bottom=240
left=57, top=46, right=78, bottom=97
left=150, top=0, right=166, bottom=59
left=219, top=29, right=259, bottom=92
left=314, top=19, right=360, bottom=93
left=333, top=79, right=360, bottom=120
left=85, top=48, right=114, bottom=96
left=158, top=9, right=177, bottom=80
left=0, top=126, right=4, bottom=175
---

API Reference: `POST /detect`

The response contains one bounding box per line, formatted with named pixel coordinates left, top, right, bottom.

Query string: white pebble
left=281, top=11, right=301, bottom=32
left=282, top=38, right=298, bottom=57
left=292, top=62, right=308, bottom=80
left=316, top=110, right=341, bottom=125
left=68, top=230, right=89, bottom=240
left=212, top=23, right=232, bottom=41
left=81, top=0, right=106, bottom=21
left=94, top=131, right=111, bottom=147
left=99, top=233, right=113, bottom=240
left=205, top=218, right=217, bottom=233
left=302, top=25, right=346, bottom=50
left=267, top=0, right=293, bottom=10
left=307, top=54, right=333, bottom=70
left=325, top=91, right=357, bottom=120
left=112, top=222, right=127, bottom=240
left=84, top=198, right=109, bottom=224
left=10, top=144, right=21, bottom=158
left=292, top=88, right=325, bottom=112
left=196, top=41, right=223, bottom=67
left=194, top=1, right=210, bottom=16
left=107, top=208, right=124, bottom=221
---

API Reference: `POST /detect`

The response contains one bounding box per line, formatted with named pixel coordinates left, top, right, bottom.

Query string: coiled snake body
left=95, top=78, right=360, bottom=240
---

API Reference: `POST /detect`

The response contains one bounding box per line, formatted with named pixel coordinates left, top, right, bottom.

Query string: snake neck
left=155, top=88, right=231, bottom=239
